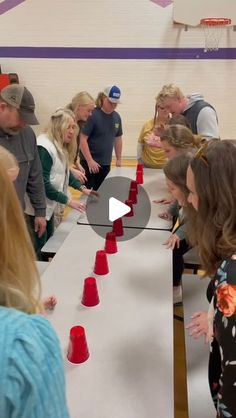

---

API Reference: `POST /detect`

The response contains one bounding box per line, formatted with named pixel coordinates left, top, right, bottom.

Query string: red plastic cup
left=105, top=231, right=117, bottom=254
left=130, top=180, right=138, bottom=194
left=124, top=199, right=134, bottom=217
left=136, top=170, right=143, bottom=184
left=81, top=277, right=100, bottom=307
left=128, top=188, right=137, bottom=204
left=94, top=250, right=109, bottom=275
left=136, top=163, right=144, bottom=172
left=112, top=218, right=124, bottom=237
left=67, top=325, right=90, bottom=364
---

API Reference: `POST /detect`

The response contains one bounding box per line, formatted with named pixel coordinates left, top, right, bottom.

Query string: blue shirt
left=0, top=307, right=69, bottom=418
left=81, top=107, right=123, bottom=165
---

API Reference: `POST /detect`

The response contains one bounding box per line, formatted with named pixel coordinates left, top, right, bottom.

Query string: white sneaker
left=173, top=286, right=182, bottom=305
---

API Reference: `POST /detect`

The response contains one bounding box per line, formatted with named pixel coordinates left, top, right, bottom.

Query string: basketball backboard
left=173, top=0, right=236, bottom=27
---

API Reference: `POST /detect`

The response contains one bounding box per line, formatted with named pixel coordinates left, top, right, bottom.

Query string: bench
left=182, top=273, right=216, bottom=418
left=41, top=208, right=80, bottom=260
left=183, top=247, right=201, bottom=274
left=36, top=261, right=49, bottom=275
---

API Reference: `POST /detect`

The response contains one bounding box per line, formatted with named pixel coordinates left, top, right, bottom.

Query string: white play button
left=109, top=197, right=131, bottom=222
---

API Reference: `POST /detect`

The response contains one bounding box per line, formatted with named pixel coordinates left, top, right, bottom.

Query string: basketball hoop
left=200, top=18, right=231, bottom=52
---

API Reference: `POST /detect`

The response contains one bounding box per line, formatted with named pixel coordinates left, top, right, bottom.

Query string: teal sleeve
left=38, top=146, right=68, bottom=205
left=175, top=223, right=186, bottom=240
left=168, top=201, right=179, bottom=217
left=0, top=308, right=70, bottom=418
left=69, top=171, right=82, bottom=190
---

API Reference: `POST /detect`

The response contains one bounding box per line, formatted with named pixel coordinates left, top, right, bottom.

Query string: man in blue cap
left=79, top=85, right=123, bottom=190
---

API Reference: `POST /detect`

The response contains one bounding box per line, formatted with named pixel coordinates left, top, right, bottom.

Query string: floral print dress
left=211, top=258, right=236, bottom=417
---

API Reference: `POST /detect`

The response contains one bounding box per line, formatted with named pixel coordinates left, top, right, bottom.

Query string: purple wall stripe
left=0, top=0, right=25, bottom=15
left=0, top=47, right=236, bottom=59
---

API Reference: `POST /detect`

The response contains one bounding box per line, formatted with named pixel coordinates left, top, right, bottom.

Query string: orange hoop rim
left=200, top=18, right=231, bottom=26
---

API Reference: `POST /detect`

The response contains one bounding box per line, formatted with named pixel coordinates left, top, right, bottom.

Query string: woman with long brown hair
left=0, top=161, right=69, bottom=417
left=153, top=123, right=203, bottom=205
left=186, top=140, right=236, bottom=417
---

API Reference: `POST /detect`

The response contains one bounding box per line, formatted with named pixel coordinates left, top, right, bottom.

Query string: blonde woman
left=25, top=108, right=95, bottom=253
left=160, top=124, right=202, bottom=159
left=0, top=161, right=69, bottom=417
left=137, top=98, right=170, bottom=168
left=67, top=91, right=95, bottom=129
left=67, top=91, right=95, bottom=182
left=0, top=145, right=57, bottom=308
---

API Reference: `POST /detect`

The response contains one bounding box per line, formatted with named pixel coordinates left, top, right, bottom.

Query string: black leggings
left=80, top=160, right=110, bottom=191
left=208, top=338, right=221, bottom=410
left=173, top=238, right=190, bottom=287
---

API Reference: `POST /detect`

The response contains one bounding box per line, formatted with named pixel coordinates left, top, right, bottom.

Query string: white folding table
left=41, top=226, right=174, bottom=418
left=41, top=167, right=171, bottom=256
left=77, top=167, right=172, bottom=230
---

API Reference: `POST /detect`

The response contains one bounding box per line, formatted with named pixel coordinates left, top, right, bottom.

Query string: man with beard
left=0, top=84, right=46, bottom=257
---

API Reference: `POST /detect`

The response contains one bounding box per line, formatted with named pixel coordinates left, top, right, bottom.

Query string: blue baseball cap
left=103, top=85, right=121, bottom=103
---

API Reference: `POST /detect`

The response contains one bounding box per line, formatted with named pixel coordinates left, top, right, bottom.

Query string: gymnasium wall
left=0, top=0, right=236, bottom=156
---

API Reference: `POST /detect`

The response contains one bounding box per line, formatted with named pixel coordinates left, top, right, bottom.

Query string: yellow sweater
left=138, top=119, right=167, bottom=168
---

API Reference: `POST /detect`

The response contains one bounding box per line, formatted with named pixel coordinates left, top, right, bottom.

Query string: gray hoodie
left=183, top=93, right=219, bottom=139
left=0, top=126, right=46, bottom=217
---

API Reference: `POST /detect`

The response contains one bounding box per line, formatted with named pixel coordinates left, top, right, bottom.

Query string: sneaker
left=173, top=286, right=182, bottom=305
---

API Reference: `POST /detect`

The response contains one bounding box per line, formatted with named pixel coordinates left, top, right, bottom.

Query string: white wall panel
left=0, top=0, right=236, bottom=156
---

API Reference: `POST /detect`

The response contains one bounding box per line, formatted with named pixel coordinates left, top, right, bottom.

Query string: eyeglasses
left=194, top=142, right=209, bottom=166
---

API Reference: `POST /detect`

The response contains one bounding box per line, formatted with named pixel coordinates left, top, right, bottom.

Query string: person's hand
left=68, top=199, right=86, bottom=213
left=146, top=138, right=162, bottom=148
left=153, top=197, right=173, bottom=205
left=158, top=211, right=172, bottom=221
left=164, top=233, right=180, bottom=250
left=75, top=161, right=85, bottom=174
left=186, top=311, right=211, bottom=343
left=70, top=167, right=87, bottom=183
left=88, top=159, right=101, bottom=173
left=145, top=132, right=162, bottom=148
left=82, top=188, right=99, bottom=198
left=34, top=216, right=46, bottom=237
left=43, top=295, right=57, bottom=311
left=153, top=124, right=165, bottom=137
left=146, top=132, right=157, bottom=141
left=116, top=158, right=122, bottom=167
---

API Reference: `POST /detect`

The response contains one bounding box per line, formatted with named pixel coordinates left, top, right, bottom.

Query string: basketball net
left=200, top=18, right=231, bottom=52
